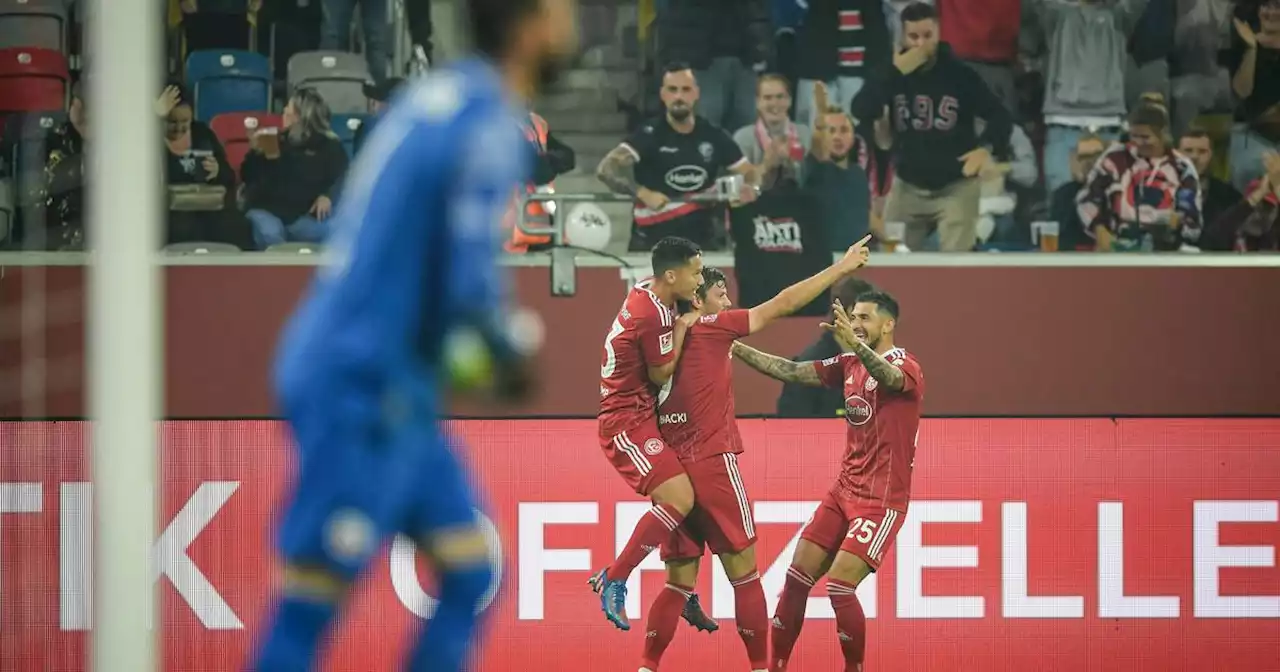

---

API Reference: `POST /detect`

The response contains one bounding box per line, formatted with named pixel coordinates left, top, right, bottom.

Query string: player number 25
left=845, top=517, right=877, bottom=543
left=601, top=318, right=625, bottom=378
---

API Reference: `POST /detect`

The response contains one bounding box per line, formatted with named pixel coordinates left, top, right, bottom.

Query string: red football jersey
left=813, top=347, right=924, bottom=511
left=598, top=280, right=676, bottom=438
left=658, top=308, right=752, bottom=461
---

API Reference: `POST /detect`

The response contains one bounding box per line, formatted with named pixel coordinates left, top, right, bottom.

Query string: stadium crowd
left=0, top=0, right=1277, bottom=253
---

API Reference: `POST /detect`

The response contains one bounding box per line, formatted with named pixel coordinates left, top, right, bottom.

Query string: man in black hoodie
left=851, top=2, right=1012, bottom=252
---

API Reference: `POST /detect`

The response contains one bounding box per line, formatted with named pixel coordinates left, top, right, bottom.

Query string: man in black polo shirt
left=597, top=62, right=758, bottom=251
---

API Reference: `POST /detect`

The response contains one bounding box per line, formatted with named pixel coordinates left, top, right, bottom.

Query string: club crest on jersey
left=844, top=395, right=874, bottom=426
left=659, top=331, right=674, bottom=355
left=699, top=142, right=714, bottom=161
left=644, top=438, right=666, bottom=455
left=864, top=377, right=878, bottom=392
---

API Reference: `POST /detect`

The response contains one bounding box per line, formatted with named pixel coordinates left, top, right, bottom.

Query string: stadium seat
left=1, top=109, right=65, bottom=247
left=186, top=50, right=271, bottom=122
left=329, top=113, right=367, bottom=158
left=0, top=47, right=68, bottom=114
left=209, top=111, right=283, bottom=178
left=163, top=241, right=242, bottom=254
left=287, top=51, right=370, bottom=115
left=264, top=241, right=322, bottom=254
left=0, top=0, right=68, bottom=53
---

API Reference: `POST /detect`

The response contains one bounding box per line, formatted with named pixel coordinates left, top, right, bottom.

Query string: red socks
left=606, top=504, right=685, bottom=583
left=641, top=582, right=692, bottom=670
left=731, top=570, right=769, bottom=669
left=828, top=578, right=866, bottom=672
left=769, top=565, right=816, bottom=671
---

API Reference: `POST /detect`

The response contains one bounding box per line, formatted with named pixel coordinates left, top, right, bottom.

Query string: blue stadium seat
left=329, top=113, right=367, bottom=158
left=185, top=50, right=271, bottom=122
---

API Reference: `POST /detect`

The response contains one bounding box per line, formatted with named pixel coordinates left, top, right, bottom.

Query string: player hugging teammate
left=591, top=234, right=874, bottom=672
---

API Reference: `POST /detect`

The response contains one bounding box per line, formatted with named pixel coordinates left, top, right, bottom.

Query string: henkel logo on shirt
left=665, top=165, right=709, bottom=192
left=845, top=395, right=874, bottom=426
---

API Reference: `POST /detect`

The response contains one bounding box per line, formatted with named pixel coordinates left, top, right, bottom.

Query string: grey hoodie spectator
left=1023, top=0, right=1149, bottom=198
left=1169, top=0, right=1235, bottom=134
left=655, top=0, right=773, bottom=132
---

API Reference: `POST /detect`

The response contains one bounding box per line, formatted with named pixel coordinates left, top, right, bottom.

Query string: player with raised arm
left=589, top=236, right=704, bottom=631
left=731, top=292, right=924, bottom=672
left=249, top=1, right=578, bottom=670
left=640, top=238, right=872, bottom=672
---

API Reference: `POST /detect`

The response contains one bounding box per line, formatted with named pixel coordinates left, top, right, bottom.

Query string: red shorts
left=800, top=491, right=907, bottom=571
left=600, top=418, right=686, bottom=496
left=660, top=452, right=756, bottom=561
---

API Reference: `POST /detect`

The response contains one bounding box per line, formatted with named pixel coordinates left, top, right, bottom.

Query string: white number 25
left=845, top=517, right=877, bottom=544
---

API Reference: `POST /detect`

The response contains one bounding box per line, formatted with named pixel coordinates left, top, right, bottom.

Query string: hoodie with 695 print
left=850, top=42, right=1012, bottom=191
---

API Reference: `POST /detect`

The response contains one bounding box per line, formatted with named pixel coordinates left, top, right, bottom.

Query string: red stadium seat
left=209, top=111, right=282, bottom=179
left=0, top=47, right=67, bottom=114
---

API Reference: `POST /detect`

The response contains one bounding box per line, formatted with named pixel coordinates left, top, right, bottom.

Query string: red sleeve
left=890, top=353, right=924, bottom=397
left=811, top=354, right=849, bottom=389
left=637, top=306, right=676, bottom=367
left=696, top=308, right=752, bottom=339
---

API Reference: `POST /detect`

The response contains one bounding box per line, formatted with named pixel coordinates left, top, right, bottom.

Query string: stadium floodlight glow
left=87, top=0, right=162, bottom=667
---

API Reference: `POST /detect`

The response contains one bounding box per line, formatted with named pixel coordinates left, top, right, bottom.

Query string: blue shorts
left=274, top=391, right=481, bottom=579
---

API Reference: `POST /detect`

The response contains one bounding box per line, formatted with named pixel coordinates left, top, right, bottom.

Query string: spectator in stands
left=261, top=0, right=322, bottom=78
left=655, top=0, right=773, bottom=132
left=851, top=2, right=1012, bottom=251
left=776, top=275, right=876, bottom=418
left=596, top=63, right=756, bottom=251
left=859, top=105, right=896, bottom=223
left=40, top=80, right=89, bottom=251
left=1078, top=102, right=1202, bottom=251
left=1227, top=2, right=1280, bottom=192
left=793, top=0, right=893, bottom=124
left=1023, top=0, right=1146, bottom=198
left=733, top=74, right=812, bottom=191
left=1178, top=127, right=1242, bottom=237
left=1170, top=0, right=1234, bottom=135
left=936, top=0, right=1022, bottom=114
left=805, top=103, right=874, bottom=250
left=178, top=0, right=257, bottom=52
left=158, top=83, right=250, bottom=248
left=242, top=88, right=348, bottom=249
left=352, top=76, right=404, bottom=156
left=320, top=0, right=388, bottom=83
left=1048, top=132, right=1106, bottom=250
left=1203, top=151, right=1280, bottom=250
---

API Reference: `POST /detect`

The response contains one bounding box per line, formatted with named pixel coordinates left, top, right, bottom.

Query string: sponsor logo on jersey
left=844, top=395, right=874, bottom=426
left=823, top=356, right=841, bottom=367
left=659, top=331, right=674, bottom=355
left=600, top=384, right=610, bottom=398
left=701, top=313, right=719, bottom=323
left=643, top=438, right=666, bottom=455
left=658, top=412, right=688, bottom=426
left=864, top=377, right=878, bottom=392
left=665, top=165, right=709, bottom=192
left=752, top=215, right=804, bottom=253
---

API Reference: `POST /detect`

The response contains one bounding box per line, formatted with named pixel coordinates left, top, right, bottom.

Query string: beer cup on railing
left=883, top=221, right=906, bottom=252
left=1031, top=221, right=1060, bottom=252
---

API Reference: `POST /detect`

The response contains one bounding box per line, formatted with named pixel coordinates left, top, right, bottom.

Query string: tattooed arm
left=845, top=340, right=906, bottom=392
left=731, top=341, right=823, bottom=386
left=596, top=144, right=641, bottom=196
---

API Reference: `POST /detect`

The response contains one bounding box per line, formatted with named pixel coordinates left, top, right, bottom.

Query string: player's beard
left=668, top=105, right=692, bottom=123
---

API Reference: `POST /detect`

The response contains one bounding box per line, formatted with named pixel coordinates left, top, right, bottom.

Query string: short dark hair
left=854, top=290, right=900, bottom=320
left=650, top=236, right=701, bottom=277
left=663, top=61, right=693, bottom=76
left=832, top=277, right=875, bottom=309
left=900, top=2, right=937, bottom=24
left=1128, top=103, right=1169, bottom=131
left=696, top=267, right=727, bottom=300
left=1179, top=127, right=1212, bottom=143
left=467, top=0, right=542, bottom=58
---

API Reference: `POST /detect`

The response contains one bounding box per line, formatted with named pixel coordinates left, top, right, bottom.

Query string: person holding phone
left=158, top=82, right=247, bottom=247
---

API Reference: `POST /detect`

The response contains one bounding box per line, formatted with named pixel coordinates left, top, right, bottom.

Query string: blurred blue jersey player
left=250, top=1, right=579, bottom=670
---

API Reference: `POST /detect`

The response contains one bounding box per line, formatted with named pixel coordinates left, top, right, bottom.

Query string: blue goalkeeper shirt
left=273, top=58, right=531, bottom=421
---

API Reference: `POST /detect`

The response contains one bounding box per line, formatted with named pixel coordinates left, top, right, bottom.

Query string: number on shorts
left=601, top=317, right=626, bottom=378
left=845, top=517, right=877, bottom=544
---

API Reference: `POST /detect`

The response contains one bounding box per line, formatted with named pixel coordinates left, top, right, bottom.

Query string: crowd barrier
left=2, top=418, right=1279, bottom=671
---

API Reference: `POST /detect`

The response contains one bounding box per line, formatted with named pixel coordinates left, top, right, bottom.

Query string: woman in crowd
left=158, top=82, right=249, bottom=248
left=241, top=87, right=348, bottom=250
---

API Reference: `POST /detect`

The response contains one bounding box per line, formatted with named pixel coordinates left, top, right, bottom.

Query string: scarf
left=755, top=118, right=805, bottom=162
